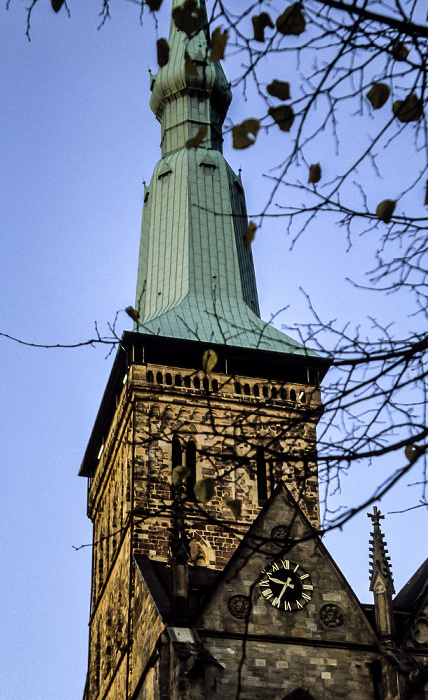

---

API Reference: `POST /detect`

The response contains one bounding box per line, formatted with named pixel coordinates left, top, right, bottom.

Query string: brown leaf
left=226, top=499, right=242, bottom=519
left=202, top=349, right=218, bottom=374
left=391, top=42, right=409, bottom=61
left=210, top=27, right=228, bottom=62
left=244, top=221, right=257, bottom=248
left=172, top=0, right=205, bottom=37
left=232, top=118, right=260, bottom=149
left=194, top=477, right=215, bottom=504
left=308, top=163, right=321, bottom=184
left=268, top=104, right=294, bottom=132
left=51, top=0, right=65, bottom=11
left=125, top=306, right=140, bottom=322
left=184, top=50, right=197, bottom=76
left=186, top=124, right=208, bottom=149
left=157, top=38, right=170, bottom=68
left=267, top=80, right=290, bottom=101
left=393, top=94, right=423, bottom=123
left=252, top=12, right=274, bottom=42
left=276, top=4, right=306, bottom=36
left=146, top=0, right=164, bottom=10
left=366, top=83, right=390, bottom=110
left=375, top=199, right=396, bottom=223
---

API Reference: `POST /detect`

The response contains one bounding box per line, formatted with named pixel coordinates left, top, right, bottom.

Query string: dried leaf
left=157, top=38, right=170, bottom=68
left=252, top=12, right=274, bottom=42
left=172, top=466, right=191, bottom=486
left=276, top=4, right=306, bottom=36
left=393, top=94, right=423, bottom=123
left=172, top=0, right=205, bottom=37
left=244, top=221, right=257, bottom=248
left=146, top=0, right=164, bottom=10
left=184, top=50, right=197, bottom=76
left=226, top=499, right=242, bottom=519
left=391, top=43, right=409, bottom=61
left=210, top=27, right=228, bottom=62
left=194, top=477, right=215, bottom=504
left=125, top=306, right=139, bottom=322
left=375, top=199, right=396, bottom=223
left=186, top=124, right=208, bottom=149
left=308, top=163, right=321, bottom=184
left=232, top=118, right=260, bottom=149
left=268, top=104, right=294, bottom=132
left=51, top=0, right=65, bottom=11
left=366, top=83, right=390, bottom=110
left=267, top=80, right=290, bottom=101
left=202, top=349, right=218, bottom=374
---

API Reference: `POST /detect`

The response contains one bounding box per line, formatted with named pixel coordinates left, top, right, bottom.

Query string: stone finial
left=368, top=506, right=395, bottom=595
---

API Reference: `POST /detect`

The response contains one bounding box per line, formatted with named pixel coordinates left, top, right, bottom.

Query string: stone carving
left=228, top=594, right=252, bottom=619
left=319, top=603, right=345, bottom=628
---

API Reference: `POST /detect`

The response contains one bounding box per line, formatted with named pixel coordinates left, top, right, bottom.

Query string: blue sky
left=1, top=2, right=426, bottom=699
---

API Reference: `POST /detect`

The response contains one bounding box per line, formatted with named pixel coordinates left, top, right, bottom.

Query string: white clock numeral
left=272, top=597, right=282, bottom=608
left=284, top=601, right=292, bottom=611
left=296, top=600, right=303, bottom=609
left=262, top=589, right=273, bottom=599
left=272, top=562, right=279, bottom=571
left=259, top=579, right=270, bottom=587
left=300, top=573, right=309, bottom=580
left=302, top=592, right=311, bottom=601
left=303, top=584, right=313, bottom=591
left=293, top=564, right=300, bottom=573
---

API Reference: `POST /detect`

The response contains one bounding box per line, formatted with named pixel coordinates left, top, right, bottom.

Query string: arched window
left=244, top=383, right=251, bottom=395
left=193, top=376, right=201, bottom=389
left=175, top=374, right=182, bottom=387
left=172, top=437, right=182, bottom=469
left=156, top=371, right=163, bottom=384
left=262, top=385, right=269, bottom=398
left=235, top=382, right=242, bottom=394
left=271, top=386, right=278, bottom=399
left=203, top=377, right=209, bottom=392
left=212, top=378, right=219, bottom=392
left=281, top=387, right=288, bottom=401
left=253, top=384, right=260, bottom=397
left=256, top=447, right=268, bottom=504
left=165, top=373, right=172, bottom=385
left=184, top=375, right=191, bottom=388
left=299, top=390, right=306, bottom=403
left=146, top=370, right=154, bottom=383
left=290, top=389, right=297, bottom=401
left=186, top=441, right=197, bottom=499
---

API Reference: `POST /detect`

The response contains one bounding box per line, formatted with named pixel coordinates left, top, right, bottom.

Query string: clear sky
left=1, top=2, right=426, bottom=699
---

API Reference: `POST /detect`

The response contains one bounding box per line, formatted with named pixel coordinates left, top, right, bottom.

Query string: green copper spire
left=135, top=0, right=314, bottom=355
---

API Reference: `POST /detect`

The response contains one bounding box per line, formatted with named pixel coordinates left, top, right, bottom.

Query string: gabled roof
left=394, top=557, right=428, bottom=613
left=134, top=554, right=218, bottom=623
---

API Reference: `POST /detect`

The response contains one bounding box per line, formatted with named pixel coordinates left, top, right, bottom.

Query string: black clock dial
left=259, top=559, right=313, bottom=612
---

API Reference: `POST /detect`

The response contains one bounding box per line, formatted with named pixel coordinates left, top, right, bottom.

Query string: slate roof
left=134, top=554, right=219, bottom=623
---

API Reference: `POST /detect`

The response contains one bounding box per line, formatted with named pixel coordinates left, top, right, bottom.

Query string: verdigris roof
left=135, top=0, right=318, bottom=357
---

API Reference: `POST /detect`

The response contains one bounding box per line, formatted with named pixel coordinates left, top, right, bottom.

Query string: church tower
left=78, top=2, right=427, bottom=699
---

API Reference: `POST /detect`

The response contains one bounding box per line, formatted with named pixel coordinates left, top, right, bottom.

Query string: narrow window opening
left=203, top=377, right=209, bottom=392
left=165, top=373, right=172, bottom=385
left=186, top=441, right=197, bottom=499
left=244, top=383, right=251, bottom=395
left=212, top=378, right=219, bottom=392
left=299, top=390, right=306, bottom=403
left=172, top=437, right=182, bottom=469
left=253, top=384, right=260, bottom=397
left=290, top=389, right=296, bottom=401
left=281, top=387, right=288, bottom=401
left=184, top=375, right=191, bottom=388
left=256, top=447, right=268, bottom=504
left=262, top=385, right=269, bottom=398
left=235, top=382, right=241, bottom=394
left=146, top=370, right=154, bottom=383
left=271, top=386, right=278, bottom=399
left=193, top=376, right=201, bottom=389
left=156, top=371, right=163, bottom=384
left=175, top=374, right=182, bottom=387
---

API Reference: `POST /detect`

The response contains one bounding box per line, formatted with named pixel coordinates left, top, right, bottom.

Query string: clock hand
left=268, top=576, right=288, bottom=585
left=276, top=577, right=295, bottom=602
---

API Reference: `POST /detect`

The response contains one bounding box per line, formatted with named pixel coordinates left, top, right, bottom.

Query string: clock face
left=259, top=559, right=313, bottom=612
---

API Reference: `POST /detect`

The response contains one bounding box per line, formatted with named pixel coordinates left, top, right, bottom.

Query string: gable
left=196, top=484, right=376, bottom=647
